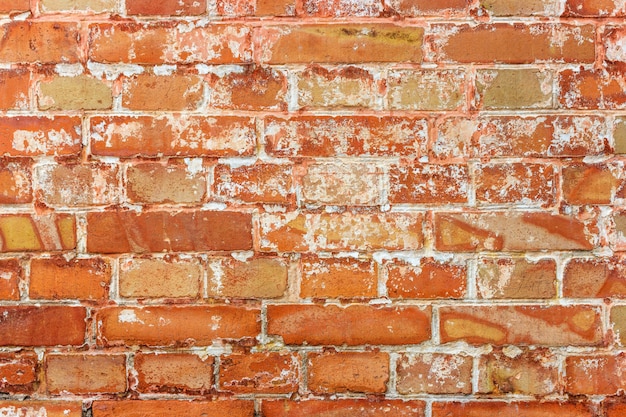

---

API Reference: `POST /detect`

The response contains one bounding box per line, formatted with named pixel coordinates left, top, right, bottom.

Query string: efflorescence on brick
left=0, top=0, right=625, bottom=416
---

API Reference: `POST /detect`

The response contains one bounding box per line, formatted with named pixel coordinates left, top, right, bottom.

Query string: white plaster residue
left=88, top=61, right=144, bottom=80
left=12, top=129, right=76, bottom=154
left=118, top=309, right=144, bottom=324
left=153, top=65, right=177, bottom=76
left=0, top=406, right=48, bottom=417
left=0, top=272, right=12, bottom=281
left=208, top=260, right=224, bottom=294
left=55, top=63, right=84, bottom=77
left=231, top=251, right=254, bottom=262
left=210, top=315, right=221, bottom=331
left=184, top=158, right=204, bottom=176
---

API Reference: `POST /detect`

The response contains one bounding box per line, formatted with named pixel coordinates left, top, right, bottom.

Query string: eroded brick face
left=0, top=0, right=622, bottom=414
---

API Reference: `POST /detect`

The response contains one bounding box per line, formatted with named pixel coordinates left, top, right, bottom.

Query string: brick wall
left=0, top=0, right=625, bottom=416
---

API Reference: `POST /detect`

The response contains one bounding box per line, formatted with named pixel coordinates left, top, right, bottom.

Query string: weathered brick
left=0, top=69, right=29, bottom=110
left=264, top=116, right=427, bottom=158
left=610, top=305, right=626, bottom=345
left=615, top=117, right=626, bottom=154
left=0, top=306, right=86, bottom=346
left=604, top=27, right=626, bottom=63
left=432, top=401, right=593, bottom=417
left=91, top=115, right=255, bottom=158
left=564, top=257, right=626, bottom=298
left=386, top=258, right=466, bottom=299
left=0, top=116, right=82, bottom=157
left=301, top=0, right=381, bottom=16
left=562, top=163, right=621, bottom=204
left=119, top=256, right=202, bottom=299
left=0, top=0, right=30, bottom=13
left=256, top=24, right=423, bottom=64
left=616, top=211, right=626, bottom=250
left=40, top=0, right=117, bottom=12
left=396, top=353, right=472, bottom=394
left=0, top=214, right=76, bottom=252
left=307, top=351, right=389, bottom=394
left=262, top=399, right=425, bottom=417
left=431, top=24, right=595, bottom=63
left=388, top=69, right=465, bottom=110
left=300, top=162, right=382, bottom=206
left=134, top=353, right=214, bottom=394
left=126, top=0, right=206, bottom=15
left=260, top=212, right=423, bottom=252
left=475, top=69, right=553, bottom=109
left=300, top=256, right=377, bottom=299
left=267, top=304, right=431, bottom=345
left=559, top=69, right=626, bottom=109
left=0, top=402, right=82, bottom=417
left=478, top=0, right=559, bottom=15
left=127, top=162, right=207, bottom=204
left=214, top=163, right=293, bottom=204
left=389, top=164, right=469, bottom=204
left=434, top=212, right=596, bottom=251
left=0, top=22, right=80, bottom=63
left=256, top=0, right=294, bottom=15
left=220, top=352, right=299, bottom=394
left=566, top=354, right=626, bottom=395
left=45, top=354, right=126, bottom=394
left=563, top=0, right=626, bottom=16
left=388, top=0, right=467, bottom=15
left=38, top=76, right=112, bottom=110
left=476, top=257, right=556, bottom=299
left=123, top=74, right=203, bottom=111
left=298, top=66, right=378, bottom=109
left=0, top=259, right=20, bottom=300
left=96, top=306, right=259, bottom=346
left=209, top=66, right=286, bottom=111
left=606, top=402, right=626, bottom=417
left=0, top=158, right=32, bottom=204
left=475, top=163, right=556, bottom=206
left=92, top=400, right=254, bottom=417
left=0, top=352, right=38, bottom=393
left=477, top=347, right=560, bottom=395
left=86, top=210, right=252, bottom=253
left=440, top=305, right=603, bottom=346
left=207, top=257, right=288, bottom=299
left=213, top=0, right=254, bottom=16
left=30, top=256, right=111, bottom=301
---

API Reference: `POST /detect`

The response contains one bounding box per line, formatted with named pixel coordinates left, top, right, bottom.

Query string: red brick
left=0, top=259, right=20, bottom=300
left=260, top=212, right=423, bottom=252
left=301, top=0, right=381, bottom=16
left=389, top=164, right=469, bottom=204
left=92, top=400, right=254, bottom=417
left=476, top=257, right=556, bottom=299
left=0, top=116, right=82, bottom=157
left=0, top=402, right=82, bottom=417
left=0, top=22, right=80, bottom=63
left=96, top=306, right=259, bottom=346
left=119, top=256, right=202, bottom=299
left=563, top=163, right=621, bottom=204
left=267, top=304, right=430, bottom=345
left=262, top=399, right=425, bottom=417
left=220, top=352, right=299, bottom=394
left=30, top=256, right=111, bottom=301
left=255, top=24, right=423, bottom=64
left=432, top=401, right=594, bottom=417
left=434, top=212, right=596, bottom=251
left=89, top=23, right=251, bottom=64
left=126, top=0, right=207, bottom=15
left=0, top=0, right=30, bottom=13
left=301, top=256, right=377, bottom=299
left=127, top=162, right=207, bottom=204
left=478, top=0, right=558, bottom=16
left=388, top=0, right=467, bottom=15
left=134, top=353, right=214, bottom=394
left=476, top=163, right=556, bottom=206
left=0, top=306, right=86, bottom=346
left=207, top=257, right=288, bottom=299
left=209, top=66, right=287, bottom=111
left=440, top=305, right=603, bottom=346
left=0, top=214, right=76, bottom=252
left=0, top=158, right=31, bottom=204
left=45, top=354, right=126, bottom=394
left=0, top=69, right=29, bottom=110
left=566, top=354, right=626, bottom=395
left=308, top=351, right=388, bottom=394
left=477, top=347, right=560, bottom=395
left=123, top=73, right=203, bottom=111
left=86, top=210, right=252, bottom=253
left=214, top=163, right=293, bottom=204
left=91, top=115, right=255, bottom=158
left=396, top=353, right=472, bottom=394
left=386, top=258, right=466, bottom=299
left=559, top=69, right=626, bottom=109
left=300, top=162, right=382, bottom=206
left=264, top=116, right=427, bottom=158
left=564, top=257, right=626, bottom=298
left=431, top=24, right=595, bottom=63
left=0, top=352, right=38, bottom=393
left=563, top=0, right=626, bottom=16
left=387, top=69, right=465, bottom=111
left=297, top=66, right=378, bottom=109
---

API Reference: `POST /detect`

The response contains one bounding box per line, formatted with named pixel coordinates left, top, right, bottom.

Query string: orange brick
left=0, top=0, right=30, bottom=13
left=260, top=212, right=423, bottom=252
left=255, top=0, right=295, bottom=15
left=214, top=163, right=293, bottom=204
left=308, top=351, right=388, bottom=394
left=386, top=258, right=466, bottom=299
left=123, top=74, right=203, bottom=111
left=563, top=0, right=626, bottom=16
left=127, top=162, right=207, bottom=204
left=267, top=304, right=431, bottom=345
left=0, top=69, right=29, bottom=110
left=0, top=306, right=86, bottom=346
left=389, top=164, right=469, bottom=204
left=92, top=400, right=254, bottom=417
left=564, top=257, right=626, bottom=298
left=91, top=115, right=256, bottom=158
left=126, top=0, right=206, bottom=15
left=478, top=0, right=558, bottom=16
left=559, top=69, right=626, bottom=109
left=563, top=163, right=621, bottom=204
left=0, top=259, right=20, bottom=300
left=206, top=257, right=288, bottom=299
left=96, top=306, right=259, bottom=347
left=432, top=401, right=594, bottom=417
left=262, top=399, right=425, bottom=417
left=388, top=0, right=467, bottom=15
left=477, top=347, right=560, bottom=395
left=566, top=354, right=626, bottom=395
left=119, top=256, right=202, bottom=299
left=0, top=22, right=80, bottom=63
left=475, top=163, right=556, bottom=206
left=209, top=66, right=287, bottom=111
left=0, top=158, right=32, bottom=204
left=0, top=402, right=82, bottom=417
left=440, top=305, right=603, bottom=346
left=431, top=23, right=595, bottom=63
left=434, top=212, right=595, bottom=251
left=0, top=352, right=38, bottom=394
left=0, top=116, right=82, bottom=157
left=0, top=214, right=76, bottom=252
left=220, top=352, right=299, bottom=394
left=45, top=354, right=126, bottom=394
left=476, top=257, right=556, bottom=299
left=86, top=210, right=252, bottom=253
left=38, top=76, right=112, bottom=110
left=300, top=256, right=377, bottom=299
left=387, top=69, right=465, bottom=110
left=396, top=353, right=472, bottom=394
left=297, top=66, right=378, bottom=109
left=30, top=256, right=111, bottom=301
left=301, top=0, right=381, bottom=16
left=606, top=402, right=626, bottom=417
left=213, top=0, right=254, bottom=16
left=300, top=162, right=382, bottom=206
left=255, top=24, right=423, bottom=64
left=264, top=115, right=427, bottom=158
left=134, top=353, right=214, bottom=394
left=474, top=69, right=553, bottom=109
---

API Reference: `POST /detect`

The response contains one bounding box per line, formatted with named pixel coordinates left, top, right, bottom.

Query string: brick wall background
left=0, top=0, right=625, bottom=416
